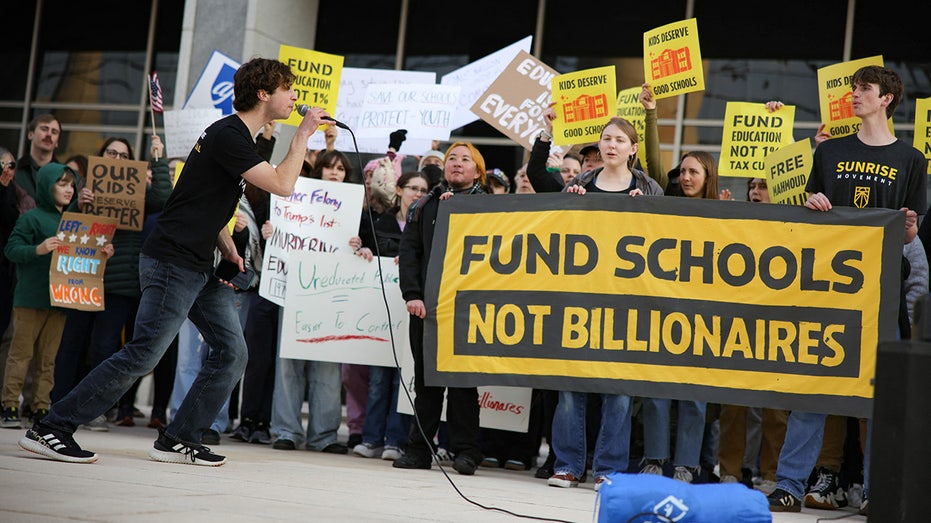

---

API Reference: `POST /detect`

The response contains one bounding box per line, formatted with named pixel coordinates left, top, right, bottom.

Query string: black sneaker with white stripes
left=149, top=428, right=226, bottom=466
left=19, top=424, right=98, bottom=463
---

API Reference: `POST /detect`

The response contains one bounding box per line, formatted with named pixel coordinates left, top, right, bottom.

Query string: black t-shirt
left=584, top=173, right=637, bottom=194
left=805, top=134, right=927, bottom=212
left=142, top=114, right=263, bottom=271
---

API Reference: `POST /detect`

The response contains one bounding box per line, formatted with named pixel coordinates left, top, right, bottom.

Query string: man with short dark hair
left=19, top=57, right=330, bottom=466
left=14, top=114, right=61, bottom=211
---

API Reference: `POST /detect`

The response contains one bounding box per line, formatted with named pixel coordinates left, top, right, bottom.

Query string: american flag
left=150, top=71, right=163, bottom=113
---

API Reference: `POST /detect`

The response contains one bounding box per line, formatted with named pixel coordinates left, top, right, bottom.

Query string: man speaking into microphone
left=20, top=57, right=330, bottom=466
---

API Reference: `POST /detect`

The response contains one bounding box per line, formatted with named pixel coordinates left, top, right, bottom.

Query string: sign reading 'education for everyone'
left=423, top=194, right=904, bottom=418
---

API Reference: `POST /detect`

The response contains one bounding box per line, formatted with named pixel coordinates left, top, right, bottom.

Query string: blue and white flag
left=183, top=50, right=241, bottom=115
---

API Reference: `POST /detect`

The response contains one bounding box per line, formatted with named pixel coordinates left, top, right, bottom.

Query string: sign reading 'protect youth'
left=423, top=194, right=903, bottom=418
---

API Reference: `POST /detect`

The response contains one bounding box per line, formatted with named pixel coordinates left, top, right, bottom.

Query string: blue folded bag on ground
left=595, top=473, right=772, bottom=523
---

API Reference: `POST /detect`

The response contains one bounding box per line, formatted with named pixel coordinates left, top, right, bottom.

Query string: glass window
left=0, top=1, right=37, bottom=102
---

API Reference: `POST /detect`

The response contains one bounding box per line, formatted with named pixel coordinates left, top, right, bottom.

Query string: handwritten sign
left=280, top=252, right=408, bottom=366
left=914, top=98, right=931, bottom=175
left=279, top=45, right=343, bottom=127
left=643, top=18, right=705, bottom=100
left=356, top=83, right=461, bottom=142
left=764, top=139, right=812, bottom=206
left=440, top=36, right=532, bottom=131
left=616, top=86, right=649, bottom=167
left=259, top=177, right=363, bottom=306
left=817, top=55, right=885, bottom=139
left=551, top=66, right=617, bottom=145
left=49, top=212, right=118, bottom=311
left=163, top=108, right=223, bottom=159
left=472, top=50, right=557, bottom=151
left=183, top=49, right=240, bottom=115
left=719, top=102, right=795, bottom=177
left=84, top=156, right=149, bottom=231
left=307, top=67, right=436, bottom=154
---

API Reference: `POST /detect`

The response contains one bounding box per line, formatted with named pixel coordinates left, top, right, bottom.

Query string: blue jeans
left=170, top=290, right=247, bottom=433
left=51, top=294, right=137, bottom=403
left=360, top=365, right=410, bottom=448
left=551, top=391, right=632, bottom=478
left=270, top=356, right=341, bottom=450
left=775, top=412, right=873, bottom=499
left=642, top=398, right=707, bottom=467
left=42, top=255, right=248, bottom=443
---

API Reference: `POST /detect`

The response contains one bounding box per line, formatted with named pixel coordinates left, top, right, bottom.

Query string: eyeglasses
left=402, top=185, right=429, bottom=194
left=0, top=160, right=15, bottom=170
left=104, top=149, right=130, bottom=160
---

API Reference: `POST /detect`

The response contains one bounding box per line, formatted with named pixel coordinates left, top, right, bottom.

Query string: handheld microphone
left=295, top=104, right=350, bottom=130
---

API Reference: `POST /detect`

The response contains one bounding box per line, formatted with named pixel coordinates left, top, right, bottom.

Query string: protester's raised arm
left=242, top=106, right=327, bottom=196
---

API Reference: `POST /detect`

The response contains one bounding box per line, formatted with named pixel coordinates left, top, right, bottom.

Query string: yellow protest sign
left=643, top=18, right=704, bottom=100
left=816, top=55, right=887, bottom=139
left=616, top=86, right=647, bottom=167
left=278, top=44, right=343, bottom=127
left=719, top=102, right=795, bottom=178
left=763, top=139, right=812, bottom=206
left=423, top=194, right=905, bottom=418
left=914, top=98, right=931, bottom=175
left=551, top=66, right=616, bottom=145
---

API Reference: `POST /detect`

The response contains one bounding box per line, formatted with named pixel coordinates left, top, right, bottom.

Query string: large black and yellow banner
left=424, top=194, right=905, bottom=418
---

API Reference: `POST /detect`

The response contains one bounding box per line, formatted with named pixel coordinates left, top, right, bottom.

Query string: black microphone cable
left=327, top=115, right=575, bottom=523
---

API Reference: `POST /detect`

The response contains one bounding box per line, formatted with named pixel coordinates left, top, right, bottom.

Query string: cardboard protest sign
left=84, top=156, right=149, bottom=231
left=183, top=49, right=240, bottom=115
left=280, top=252, right=408, bottom=367
left=278, top=45, right=343, bottom=127
left=424, top=193, right=904, bottom=418
left=719, top=102, right=795, bottom=177
left=817, top=55, right=888, bottom=139
left=307, top=67, right=436, bottom=154
left=440, top=36, right=532, bottom=131
left=471, top=51, right=557, bottom=151
left=644, top=18, right=704, bottom=100
left=163, top=108, right=223, bottom=159
left=259, top=177, right=363, bottom=306
left=356, top=83, right=461, bottom=142
left=550, top=66, right=617, bottom=145
left=49, top=212, right=119, bottom=311
left=914, top=98, right=931, bottom=175
left=763, top=139, right=813, bottom=206
left=396, top=335, right=532, bottom=432
left=616, top=86, right=649, bottom=167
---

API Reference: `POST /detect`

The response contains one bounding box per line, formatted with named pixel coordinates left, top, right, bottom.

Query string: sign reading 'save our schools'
left=423, top=194, right=904, bottom=418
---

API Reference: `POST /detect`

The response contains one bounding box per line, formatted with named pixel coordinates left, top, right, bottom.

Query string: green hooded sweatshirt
left=4, top=162, right=78, bottom=309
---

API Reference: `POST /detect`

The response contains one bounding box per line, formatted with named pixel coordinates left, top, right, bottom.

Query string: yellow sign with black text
left=423, top=194, right=903, bottom=417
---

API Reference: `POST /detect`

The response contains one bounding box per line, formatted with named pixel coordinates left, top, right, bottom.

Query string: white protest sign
left=356, top=84, right=461, bottom=142
left=162, top=108, right=223, bottom=159
left=307, top=67, right=436, bottom=154
left=281, top=252, right=409, bottom=366
left=397, top=342, right=532, bottom=432
left=183, top=50, right=240, bottom=115
left=258, top=177, right=363, bottom=307
left=440, top=36, right=532, bottom=131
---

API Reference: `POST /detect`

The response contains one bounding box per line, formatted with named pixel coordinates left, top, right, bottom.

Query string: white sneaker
left=381, top=446, right=403, bottom=461
left=352, top=442, right=383, bottom=458
left=720, top=474, right=740, bottom=483
left=81, top=415, right=109, bottom=432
